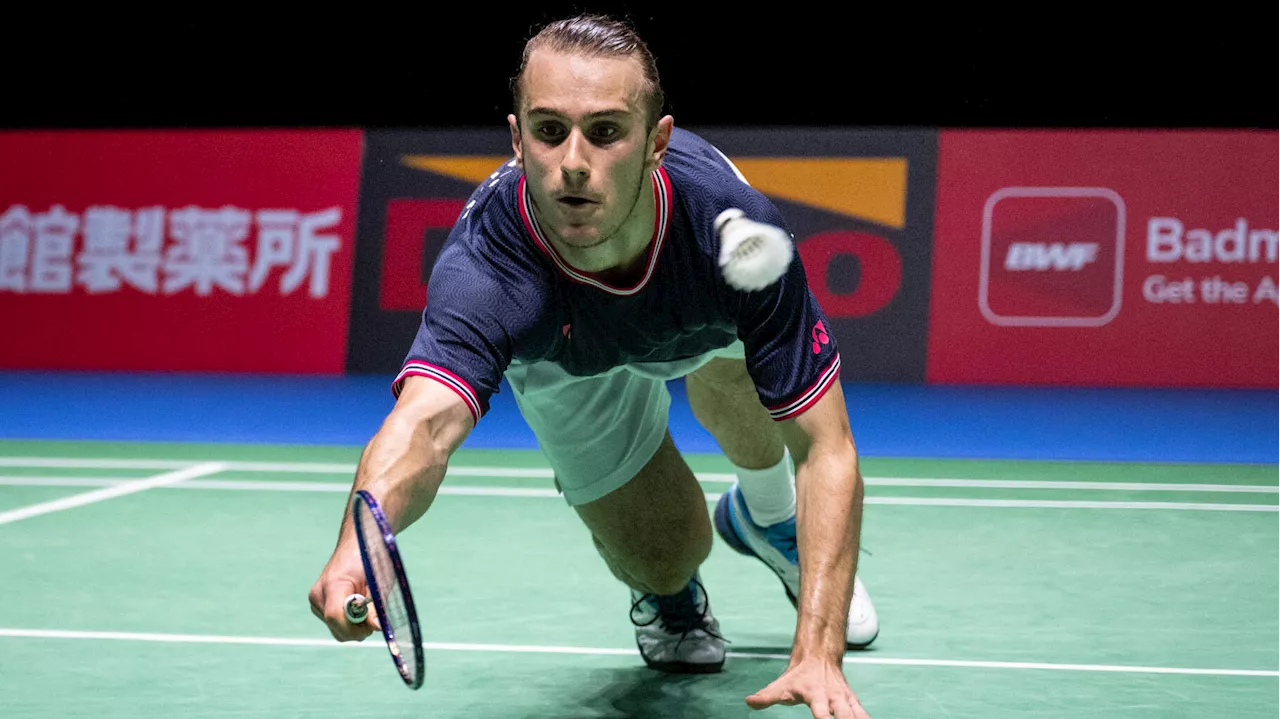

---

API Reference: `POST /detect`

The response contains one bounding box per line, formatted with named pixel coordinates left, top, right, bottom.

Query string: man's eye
left=537, top=125, right=566, bottom=141
left=592, top=126, right=619, bottom=141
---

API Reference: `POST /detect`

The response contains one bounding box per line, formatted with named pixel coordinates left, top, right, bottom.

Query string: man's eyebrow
left=527, top=107, right=631, bottom=120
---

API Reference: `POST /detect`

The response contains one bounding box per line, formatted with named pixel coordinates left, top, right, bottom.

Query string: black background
left=4, top=5, right=1274, bottom=130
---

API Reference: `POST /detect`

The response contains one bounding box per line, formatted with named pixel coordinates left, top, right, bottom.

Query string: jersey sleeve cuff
left=765, top=353, right=841, bottom=421
left=391, top=361, right=485, bottom=424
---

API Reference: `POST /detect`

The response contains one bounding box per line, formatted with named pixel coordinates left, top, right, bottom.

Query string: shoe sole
left=638, top=649, right=725, bottom=674
left=713, top=491, right=878, bottom=650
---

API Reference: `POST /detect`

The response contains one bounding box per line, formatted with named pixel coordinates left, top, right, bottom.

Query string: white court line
left=0, top=476, right=151, bottom=487
left=0, top=628, right=1274, bottom=678
left=862, top=479, right=1280, bottom=494
left=0, top=458, right=1275, bottom=493
left=0, top=458, right=195, bottom=469
left=0, top=476, right=1275, bottom=511
left=338, top=488, right=1280, bottom=512
left=0, top=478, right=559, bottom=496
left=0, top=463, right=227, bottom=525
left=3, top=473, right=1276, bottom=495
left=866, top=497, right=1278, bottom=512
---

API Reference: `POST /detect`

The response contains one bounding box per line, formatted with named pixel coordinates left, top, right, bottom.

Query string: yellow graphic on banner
left=400, top=156, right=512, bottom=183
left=729, top=159, right=906, bottom=230
left=401, top=155, right=907, bottom=229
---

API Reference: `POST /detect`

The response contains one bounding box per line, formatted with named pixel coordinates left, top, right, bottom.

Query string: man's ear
left=508, top=114, right=524, bottom=169
left=647, top=115, right=674, bottom=171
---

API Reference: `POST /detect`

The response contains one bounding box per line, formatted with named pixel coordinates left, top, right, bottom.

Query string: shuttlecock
left=715, top=208, right=794, bottom=291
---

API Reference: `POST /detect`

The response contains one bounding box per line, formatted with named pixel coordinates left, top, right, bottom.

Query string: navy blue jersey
left=393, top=128, right=840, bottom=425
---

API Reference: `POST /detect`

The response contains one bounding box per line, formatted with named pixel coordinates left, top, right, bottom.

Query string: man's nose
left=560, top=128, right=590, bottom=184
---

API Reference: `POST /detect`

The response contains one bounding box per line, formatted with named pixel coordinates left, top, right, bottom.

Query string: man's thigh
left=502, top=341, right=744, bottom=506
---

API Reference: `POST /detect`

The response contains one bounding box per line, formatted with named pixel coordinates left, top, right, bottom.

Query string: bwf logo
left=979, top=187, right=1125, bottom=327
left=1004, top=242, right=1099, bottom=271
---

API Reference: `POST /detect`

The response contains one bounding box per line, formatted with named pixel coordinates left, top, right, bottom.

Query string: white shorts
left=502, top=340, right=746, bottom=505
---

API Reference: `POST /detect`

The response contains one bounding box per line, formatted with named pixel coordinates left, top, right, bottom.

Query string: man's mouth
left=557, top=195, right=596, bottom=208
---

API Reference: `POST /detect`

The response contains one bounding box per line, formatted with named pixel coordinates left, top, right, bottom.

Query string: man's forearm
left=791, top=439, right=863, bottom=662
left=334, top=396, right=467, bottom=549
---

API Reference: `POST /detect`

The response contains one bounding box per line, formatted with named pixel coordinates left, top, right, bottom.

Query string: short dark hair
left=510, top=14, right=665, bottom=129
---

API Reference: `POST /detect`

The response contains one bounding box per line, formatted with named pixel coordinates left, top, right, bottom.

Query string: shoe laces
left=630, top=577, right=725, bottom=648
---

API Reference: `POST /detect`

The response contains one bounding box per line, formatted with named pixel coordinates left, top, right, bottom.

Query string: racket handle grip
left=344, top=593, right=369, bottom=624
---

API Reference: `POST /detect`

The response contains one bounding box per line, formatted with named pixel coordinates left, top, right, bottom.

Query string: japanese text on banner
left=0, top=204, right=342, bottom=298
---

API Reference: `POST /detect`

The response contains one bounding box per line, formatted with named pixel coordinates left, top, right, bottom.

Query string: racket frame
left=352, top=489, right=425, bottom=690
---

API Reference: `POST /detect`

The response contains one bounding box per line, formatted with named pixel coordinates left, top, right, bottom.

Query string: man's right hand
left=309, top=543, right=381, bottom=642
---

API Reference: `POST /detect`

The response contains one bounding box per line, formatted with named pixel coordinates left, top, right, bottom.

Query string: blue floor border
left=0, top=371, right=1275, bottom=465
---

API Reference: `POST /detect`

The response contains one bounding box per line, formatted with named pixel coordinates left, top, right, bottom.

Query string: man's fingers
left=326, top=611, right=375, bottom=642
left=747, top=661, right=868, bottom=718
left=321, top=579, right=375, bottom=641
left=746, top=683, right=796, bottom=709
left=806, top=692, right=830, bottom=719
left=308, top=579, right=326, bottom=618
left=833, top=694, right=859, bottom=719
left=323, top=578, right=358, bottom=621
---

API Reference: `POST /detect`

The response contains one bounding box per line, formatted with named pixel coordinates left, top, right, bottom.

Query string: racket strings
left=357, top=504, right=421, bottom=682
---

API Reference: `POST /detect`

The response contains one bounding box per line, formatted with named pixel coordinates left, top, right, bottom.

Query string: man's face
left=510, top=48, right=667, bottom=249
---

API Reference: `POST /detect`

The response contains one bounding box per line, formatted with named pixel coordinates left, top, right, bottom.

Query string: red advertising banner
left=0, top=130, right=363, bottom=373
left=928, top=130, right=1277, bottom=388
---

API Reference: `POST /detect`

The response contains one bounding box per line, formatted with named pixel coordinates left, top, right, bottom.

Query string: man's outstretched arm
left=308, top=376, right=475, bottom=642
left=748, top=381, right=870, bottom=719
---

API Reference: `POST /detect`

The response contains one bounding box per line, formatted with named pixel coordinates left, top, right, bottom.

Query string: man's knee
left=686, top=357, right=770, bottom=433
left=575, top=432, right=714, bottom=595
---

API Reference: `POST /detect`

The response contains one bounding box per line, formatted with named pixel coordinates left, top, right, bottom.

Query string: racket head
left=351, top=489, right=425, bottom=690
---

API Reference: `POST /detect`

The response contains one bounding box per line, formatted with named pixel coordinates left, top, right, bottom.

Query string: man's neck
left=545, top=171, right=655, bottom=279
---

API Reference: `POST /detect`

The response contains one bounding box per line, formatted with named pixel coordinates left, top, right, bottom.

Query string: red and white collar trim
left=517, top=167, right=673, bottom=295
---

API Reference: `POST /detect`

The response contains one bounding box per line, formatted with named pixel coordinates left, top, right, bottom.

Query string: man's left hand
left=746, top=657, right=871, bottom=719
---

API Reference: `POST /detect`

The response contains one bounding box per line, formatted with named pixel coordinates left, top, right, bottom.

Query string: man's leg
left=686, top=356, right=794, bottom=523
left=573, top=429, right=711, bottom=597
left=503, top=360, right=725, bottom=673
left=571, top=431, right=726, bottom=673
left=686, top=356, right=879, bottom=649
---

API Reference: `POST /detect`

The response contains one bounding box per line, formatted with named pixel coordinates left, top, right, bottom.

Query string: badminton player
left=310, top=14, right=877, bottom=718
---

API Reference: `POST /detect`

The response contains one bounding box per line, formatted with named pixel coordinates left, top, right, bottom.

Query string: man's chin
left=551, top=226, right=607, bottom=249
